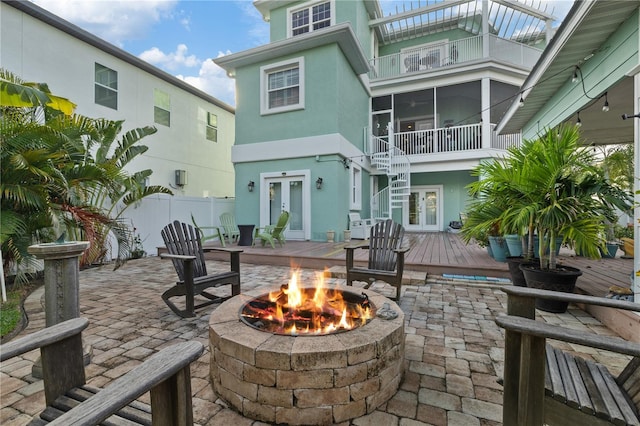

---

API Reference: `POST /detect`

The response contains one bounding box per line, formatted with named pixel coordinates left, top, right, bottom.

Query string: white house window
left=94, top=63, right=117, bottom=109
left=290, top=1, right=332, bottom=36
left=350, top=164, right=362, bottom=210
left=206, top=112, right=218, bottom=142
left=260, top=58, right=305, bottom=115
left=154, top=89, right=170, bottom=127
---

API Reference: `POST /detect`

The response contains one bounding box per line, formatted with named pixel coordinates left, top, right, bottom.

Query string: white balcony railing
left=368, top=34, right=542, bottom=80
left=487, top=34, right=542, bottom=69
left=367, top=123, right=521, bottom=156
left=394, top=123, right=482, bottom=155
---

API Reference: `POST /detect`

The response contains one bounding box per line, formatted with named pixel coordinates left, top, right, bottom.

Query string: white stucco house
left=1, top=0, right=237, bottom=253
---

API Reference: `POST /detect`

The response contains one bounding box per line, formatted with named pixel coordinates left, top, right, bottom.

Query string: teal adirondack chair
left=253, top=211, right=290, bottom=248
left=219, top=212, right=240, bottom=245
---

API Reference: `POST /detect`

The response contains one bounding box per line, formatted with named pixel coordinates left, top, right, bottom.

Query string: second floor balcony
left=367, top=123, right=521, bottom=159
left=369, top=35, right=543, bottom=81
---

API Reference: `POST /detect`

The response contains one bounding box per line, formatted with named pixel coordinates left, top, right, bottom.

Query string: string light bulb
left=518, top=95, right=525, bottom=108
left=576, top=111, right=582, bottom=127
left=572, top=67, right=579, bottom=83
left=602, top=92, right=609, bottom=112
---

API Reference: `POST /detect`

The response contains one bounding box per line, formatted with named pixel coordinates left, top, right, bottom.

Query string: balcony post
left=481, top=78, right=491, bottom=149
left=482, top=0, right=489, bottom=58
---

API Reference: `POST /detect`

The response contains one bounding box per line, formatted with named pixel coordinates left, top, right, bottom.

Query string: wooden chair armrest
left=0, top=318, right=89, bottom=361
left=496, top=315, right=640, bottom=357
left=345, top=242, right=370, bottom=251
left=202, top=247, right=243, bottom=254
left=48, top=340, right=204, bottom=426
left=502, top=286, right=640, bottom=313
left=160, top=253, right=197, bottom=261
left=394, top=246, right=411, bottom=254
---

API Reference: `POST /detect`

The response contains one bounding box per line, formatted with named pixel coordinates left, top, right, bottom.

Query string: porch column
left=634, top=69, right=639, bottom=304
left=481, top=78, right=491, bottom=149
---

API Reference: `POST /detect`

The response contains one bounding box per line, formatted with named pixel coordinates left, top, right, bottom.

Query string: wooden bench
left=497, top=286, right=640, bottom=426
left=0, top=317, right=204, bottom=425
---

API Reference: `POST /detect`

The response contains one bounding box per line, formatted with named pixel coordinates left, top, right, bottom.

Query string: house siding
left=1, top=1, right=235, bottom=199
left=522, top=9, right=639, bottom=140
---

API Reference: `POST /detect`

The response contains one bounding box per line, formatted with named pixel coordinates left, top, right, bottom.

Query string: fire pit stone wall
left=209, top=286, right=405, bottom=425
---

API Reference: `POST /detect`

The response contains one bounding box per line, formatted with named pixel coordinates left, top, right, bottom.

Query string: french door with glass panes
left=404, top=186, right=443, bottom=232
left=261, top=175, right=306, bottom=240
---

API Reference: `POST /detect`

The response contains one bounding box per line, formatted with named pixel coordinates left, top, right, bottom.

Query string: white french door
left=404, top=185, right=443, bottom=232
left=260, top=171, right=310, bottom=240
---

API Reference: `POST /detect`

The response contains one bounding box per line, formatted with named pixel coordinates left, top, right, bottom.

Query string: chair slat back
left=368, top=219, right=404, bottom=271
left=271, top=211, right=290, bottom=238
left=220, top=212, right=240, bottom=238
left=161, top=221, right=208, bottom=281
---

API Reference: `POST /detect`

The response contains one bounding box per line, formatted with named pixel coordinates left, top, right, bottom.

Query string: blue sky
left=31, top=0, right=574, bottom=107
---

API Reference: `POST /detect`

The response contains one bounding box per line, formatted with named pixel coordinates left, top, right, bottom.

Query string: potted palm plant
left=513, top=125, right=632, bottom=312
left=462, top=146, right=534, bottom=280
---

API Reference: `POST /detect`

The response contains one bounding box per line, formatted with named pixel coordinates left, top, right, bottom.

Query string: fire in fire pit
left=240, top=270, right=374, bottom=335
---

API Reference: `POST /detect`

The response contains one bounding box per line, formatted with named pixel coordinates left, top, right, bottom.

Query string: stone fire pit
left=209, top=286, right=405, bottom=425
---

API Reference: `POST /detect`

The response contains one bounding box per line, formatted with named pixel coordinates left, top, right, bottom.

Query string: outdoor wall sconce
left=316, top=177, right=323, bottom=190
left=248, top=180, right=255, bottom=192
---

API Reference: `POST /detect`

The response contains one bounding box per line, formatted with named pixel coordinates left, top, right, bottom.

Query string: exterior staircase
left=368, top=126, right=411, bottom=219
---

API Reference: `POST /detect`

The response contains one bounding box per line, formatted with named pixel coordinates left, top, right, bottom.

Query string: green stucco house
left=215, top=0, right=557, bottom=241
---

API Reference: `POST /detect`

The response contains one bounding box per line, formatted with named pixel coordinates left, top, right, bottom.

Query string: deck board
left=193, top=231, right=633, bottom=298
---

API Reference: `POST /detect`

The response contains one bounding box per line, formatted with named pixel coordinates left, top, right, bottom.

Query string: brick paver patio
left=0, top=257, right=631, bottom=425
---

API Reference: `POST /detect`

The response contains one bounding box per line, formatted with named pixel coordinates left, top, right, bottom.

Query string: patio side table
left=237, top=225, right=255, bottom=246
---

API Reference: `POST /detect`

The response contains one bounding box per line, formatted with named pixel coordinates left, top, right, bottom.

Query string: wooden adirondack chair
left=497, top=286, right=640, bottom=426
left=253, top=211, right=290, bottom=248
left=0, top=317, right=203, bottom=425
left=161, top=220, right=241, bottom=318
left=345, top=219, right=409, bottom=300
left=219, top=212, right=240, bottom=245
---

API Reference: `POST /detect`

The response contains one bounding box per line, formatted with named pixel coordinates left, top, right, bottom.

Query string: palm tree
left=78, top=118, right=172, bottom=266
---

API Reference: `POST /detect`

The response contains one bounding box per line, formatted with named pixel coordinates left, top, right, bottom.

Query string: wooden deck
left=199, top=231, right=633, bottom=298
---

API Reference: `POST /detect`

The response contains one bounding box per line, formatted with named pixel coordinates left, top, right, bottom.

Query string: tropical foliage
left=462, top=124, right=632, bottom=270
left=1, top=69, right=172, bottom=284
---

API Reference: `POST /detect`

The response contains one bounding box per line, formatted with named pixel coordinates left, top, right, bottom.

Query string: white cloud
left=31, top=0, right=178, bottom=47
left=176, top=51, right=236, bottom=107
left=139, top=44, right=200, bottom=71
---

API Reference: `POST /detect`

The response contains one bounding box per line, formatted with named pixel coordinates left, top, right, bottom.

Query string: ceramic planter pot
left=504, top=235, right=523, bottom=257
left=600, top=243, right=619, bottom=258
left=488, top=236, right=510, bottom=262
left=520, top=264, right=582, bottom=313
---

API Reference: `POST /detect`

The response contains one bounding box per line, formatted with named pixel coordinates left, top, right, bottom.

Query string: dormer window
left=290, top=1, right=332, bottom=37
